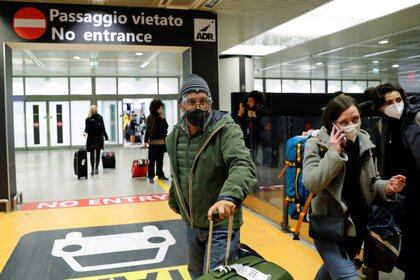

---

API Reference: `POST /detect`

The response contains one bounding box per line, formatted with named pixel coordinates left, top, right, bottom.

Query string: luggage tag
left=229, top=263, right=272, bottom=280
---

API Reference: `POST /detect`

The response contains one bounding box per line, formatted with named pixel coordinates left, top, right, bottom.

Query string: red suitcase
left=131, top=159, right=148, bottom=178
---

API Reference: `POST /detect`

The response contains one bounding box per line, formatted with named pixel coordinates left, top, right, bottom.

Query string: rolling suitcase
left=131, top=159, right=148, bottom=178
left=132, top=148, right=148, bottom=178
left=198, top=215, right=294, bottom=280
left=74, top=149, right=88, bottom=179
left=102, top=151, right=116, bottom=169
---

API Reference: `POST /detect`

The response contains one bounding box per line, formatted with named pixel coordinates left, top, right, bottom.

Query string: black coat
left=145, top=114, right=168, bottom=143
left=376, top=104, right=420, bottom=178
left=84, top=114, right=108, bottom=151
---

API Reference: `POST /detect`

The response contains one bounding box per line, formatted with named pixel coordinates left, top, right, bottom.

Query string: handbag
left=363, top=197, right=403, bottom=272
left=308, top=213, right=348, bottom=241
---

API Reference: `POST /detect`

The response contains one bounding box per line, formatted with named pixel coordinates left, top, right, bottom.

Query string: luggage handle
left=205, top=211, right=234, bottom=274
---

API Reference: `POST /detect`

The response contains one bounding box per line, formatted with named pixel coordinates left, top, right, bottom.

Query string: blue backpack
left=283, top=136, right=310, bottom=220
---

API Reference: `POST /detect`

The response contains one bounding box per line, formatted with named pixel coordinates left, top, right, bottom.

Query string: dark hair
left=332, top=91, right=345, bottom=98
left=363, top=87, right=376, bottom=102
left=148, top=99, right=164, bottom=137
left=372, top=83, right=407, bottom=108
left=248, top=90, right=265, bottom=106
left=322, top=95, right=360, bottom=134
left=149, top=99, right=164, bottom=115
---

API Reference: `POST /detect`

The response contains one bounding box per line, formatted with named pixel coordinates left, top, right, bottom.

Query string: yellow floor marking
left=71, top=265, right=191, bottom=280
left=156, top=179, right=170, bottom=193
left=0, top=181, right=322, bottom=279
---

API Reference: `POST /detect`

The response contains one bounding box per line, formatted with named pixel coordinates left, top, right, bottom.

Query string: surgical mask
left=186, top=108, right=209, bottom=128
left=384, top=103, right=404, bottom=119
left=340, top=122, right=361, bottom=142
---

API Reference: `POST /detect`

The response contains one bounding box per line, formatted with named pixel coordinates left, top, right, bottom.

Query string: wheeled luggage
left=102, top=151, right=116, bottom=169
left=73, top=149, right=88, bottom=179
left=198, top=216, right=294, bottom=280
left=131, top=159, right=148, bottom=178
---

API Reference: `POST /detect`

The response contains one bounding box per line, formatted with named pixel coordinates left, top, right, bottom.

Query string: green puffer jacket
left=166, top=110, right=257, bottom=230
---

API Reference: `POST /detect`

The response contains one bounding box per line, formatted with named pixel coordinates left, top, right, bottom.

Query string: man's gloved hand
left=207, top=200, right=236, bottom=221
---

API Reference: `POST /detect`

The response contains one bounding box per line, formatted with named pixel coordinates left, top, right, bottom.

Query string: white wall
left=219, top=57, right=240, bottom=112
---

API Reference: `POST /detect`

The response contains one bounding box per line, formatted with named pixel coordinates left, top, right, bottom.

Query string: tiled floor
left=15, top=147, right=170, bottom=202
left=7, top=148, right=406, bottom=279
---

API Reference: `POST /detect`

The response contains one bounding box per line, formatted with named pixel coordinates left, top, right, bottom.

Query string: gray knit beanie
left=179, top=74, right=212, bottom=103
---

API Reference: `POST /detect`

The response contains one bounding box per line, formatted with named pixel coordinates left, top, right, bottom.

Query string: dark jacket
left=145, top=114, right=168, bottom=143
left=166, top=110, right=257, bottom=229
left=376, top=104, right=420, bottom=179
left=85, top=114, right=108, bottom=151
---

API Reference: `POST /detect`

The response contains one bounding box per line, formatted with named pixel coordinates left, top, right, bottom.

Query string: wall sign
left=1, top=2, right=217, bottom=46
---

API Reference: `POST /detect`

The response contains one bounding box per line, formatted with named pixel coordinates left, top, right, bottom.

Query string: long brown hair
left=148, top=99, right=164, bottom=137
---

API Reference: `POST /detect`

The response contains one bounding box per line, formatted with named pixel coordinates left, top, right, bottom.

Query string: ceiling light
left=372, top=68, right=379, bottom=74
left=372, top=60, right=379, bottom=64
left=315, top=47, right=345, bottom=56
left=407, top=54, right=420, bottom=59
left=316, top=62, right=323, bottom=66
left=392, top=64, right=399, bottom=68
left=222, top=0, right=420, bottom=57
left=22, top=49, right=45, bottom=69
left=91, top=0, right=105, bottom=3
left=140, top=52, right=160, bottom=68
left=135, top=52, right=143, bottom=56
left=363, top=49, right=397, bottom=57
left=73, top=56, right=81, bottom=60
left=221, top=45, right=285, bottom=56
left=378, top=39, right=389, bottom=44
left=337, top=67, right=355, bottom=72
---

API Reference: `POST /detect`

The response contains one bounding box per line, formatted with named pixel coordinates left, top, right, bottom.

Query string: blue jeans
left=186, top=225, right=240, bottom=279
left=313, top=239, right=358, bottom=280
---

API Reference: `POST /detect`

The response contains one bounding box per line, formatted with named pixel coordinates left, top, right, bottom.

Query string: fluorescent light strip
left=140, top=51, right=160, bottom=69
left=363, top=49, right=397, bottom=57
left=22, top=49, right=45, bottom=69
left=258, top=56, right=310, bottom=71
left=407, top=54, right=420, bottom=59
left=398, top=69, right=420, bottom=74
left=336, top=67, right=355, bottom=72
left=223, top=0, right=420, bottom=56
left=315, top=47, right=346, bottom=56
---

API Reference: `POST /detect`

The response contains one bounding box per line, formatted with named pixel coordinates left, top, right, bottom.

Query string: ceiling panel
left=12, top=49, right=182, bottom=77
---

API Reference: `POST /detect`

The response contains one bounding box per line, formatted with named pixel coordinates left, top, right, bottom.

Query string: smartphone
left=332, top=123, right=346, bottom=147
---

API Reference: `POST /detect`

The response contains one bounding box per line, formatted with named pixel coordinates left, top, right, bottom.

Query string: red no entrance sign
left=13, top=7, right=46, bottom=40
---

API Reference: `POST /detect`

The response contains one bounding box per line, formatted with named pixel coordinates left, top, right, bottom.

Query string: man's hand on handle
left=207, top=200, right=236, bottom=222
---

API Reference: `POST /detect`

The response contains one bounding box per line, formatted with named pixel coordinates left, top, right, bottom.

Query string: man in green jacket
left=166, top=74, right=256, bottom=279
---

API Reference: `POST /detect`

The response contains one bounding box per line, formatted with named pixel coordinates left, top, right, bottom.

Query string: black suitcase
left=74, top=149, right=88, bottom=179
left=102, top=151, right=116, bottom=169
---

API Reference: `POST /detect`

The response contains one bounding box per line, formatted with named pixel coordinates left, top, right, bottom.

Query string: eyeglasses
left=184, top=97, right=211, bottom=110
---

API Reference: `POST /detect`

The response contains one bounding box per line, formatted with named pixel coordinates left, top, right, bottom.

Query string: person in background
left=128, top=114, right=140, bottom=145
left=166, top=74, right=256, bottom=279
left=302, top=95, right=406, bottom=280
left=371, top=83, right=420, bottom=279
left=84, top=105, right=109, bottom=176
left=237, top=90, right=270, bottom=163
left=144, top=99, right=169, bottom=184
left=123, top=112, right=131, bottom=142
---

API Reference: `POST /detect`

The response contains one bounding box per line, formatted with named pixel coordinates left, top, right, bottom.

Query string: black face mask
left=186, top=109, right=209, bottom=128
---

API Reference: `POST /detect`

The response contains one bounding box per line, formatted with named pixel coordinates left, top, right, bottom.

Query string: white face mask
left=340, top=122, right=361, bottom=142
left=384, top=103, right=404, bottom=119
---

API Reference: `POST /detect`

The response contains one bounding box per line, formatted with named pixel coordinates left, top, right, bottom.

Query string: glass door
left=25, top=102, right=48, bottom=147
left=97, top=100, right=118, bottom=144
left=49, top=101, right=70, bottom=147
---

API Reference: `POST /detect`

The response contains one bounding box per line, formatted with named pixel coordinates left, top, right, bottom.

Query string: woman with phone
left=302, top=95, right=406, bottom=280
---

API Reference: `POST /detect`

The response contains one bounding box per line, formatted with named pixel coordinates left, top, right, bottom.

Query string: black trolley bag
left=198, top=215, right=294, bottom=280
left=74, top=149, right=88, bottom=179
left=102, top=143, right=116, bottom=169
